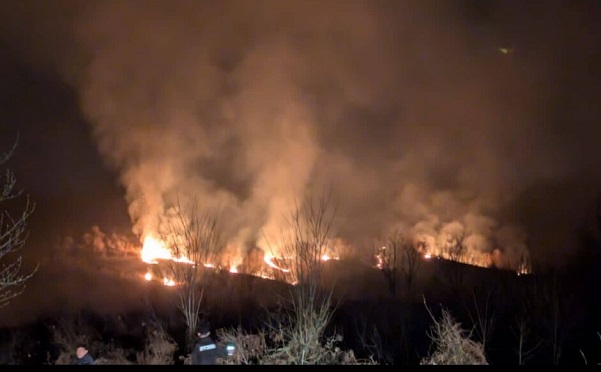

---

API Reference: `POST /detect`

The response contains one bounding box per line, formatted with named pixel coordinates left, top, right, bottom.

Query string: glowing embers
left=516, top=265, right=531, bottom=276
left=321, top=254, right=337, bottom=261
left=374, top=246, right=386, bottom=269
left=143, top=271, right=175, bottom=286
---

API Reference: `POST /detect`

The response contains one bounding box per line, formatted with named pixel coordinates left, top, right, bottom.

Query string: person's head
left=197, top=320, right=211, bottom=337
left=76, top=344, right=88, bottom=359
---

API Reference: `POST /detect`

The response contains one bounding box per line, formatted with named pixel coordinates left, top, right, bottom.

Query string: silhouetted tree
left=511, top=285, right=542, bottom=365
left=375, top=229, right=421, bottom=298
left=468, top=288, right=496, bottom=352
left=543, top=271, right=562, bottom=365
left=156, top=195, right=223, bottom=346
left=353, top=313, right=390, bottom=364
left=264, top=189, right=340, bottom=364
left=439, top=230, right=467, bottom=263
left=0, top=134, right=37, bottom=308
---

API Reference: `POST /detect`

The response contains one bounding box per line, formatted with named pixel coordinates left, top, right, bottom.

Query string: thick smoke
left=4, top=0, right=600, bottom=270
left=59, top=0, right=601, bottom=269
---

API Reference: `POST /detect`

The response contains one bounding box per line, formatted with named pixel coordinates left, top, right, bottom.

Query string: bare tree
left=398, top=235, right=421, bottom=299
left=373, top=241, right=398, bottom=297
left=440, top=230, right=467, bottom=263
left=353, top=314, right=391, bottom=364
left=524, top=269, right=571, bottom=365
left=375, top=229, right=421, bottom=298
left=281, top=190, right=337, bottom=288
left=542, top=271, right=562, bottom=365
left=0, top=135, right=37, bottom=308
left=511, top=301, right=542, bottom=365
left=437, top=231, right=470, bottom=295
left=156, top=195, right=222, bottom=346
left=468, top=289, right=496, bottom=352
left=264, top=189, right=340, bottom=364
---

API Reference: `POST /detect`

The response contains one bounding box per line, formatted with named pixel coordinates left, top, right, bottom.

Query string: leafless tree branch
left=0, top=133, right=37, bottom=308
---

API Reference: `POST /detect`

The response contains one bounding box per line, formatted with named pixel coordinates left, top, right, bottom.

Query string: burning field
left=88, top=220, right=532, bottom=291
left=139, top=232, right=343, bottom=286
left=0, top=216, right=532, bottom=330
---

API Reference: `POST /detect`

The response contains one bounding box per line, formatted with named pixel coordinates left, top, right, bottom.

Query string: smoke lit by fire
left=23, top=0, right=544, bottom=291
left=59, top=0, right=556, bottom=280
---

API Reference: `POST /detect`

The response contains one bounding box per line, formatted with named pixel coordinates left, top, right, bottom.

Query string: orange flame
left=264, top=254, right=290, bottom=273
left=141, top=235, right=194, bottom=264
left=141, top=233, right=341, bottom=286
left=321, top=254, right=332, bottom=261
left=141, top=235, right=172, bottom=264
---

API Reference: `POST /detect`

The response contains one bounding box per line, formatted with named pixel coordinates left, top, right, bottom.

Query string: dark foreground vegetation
left=1, top=244, right=601, bottom=365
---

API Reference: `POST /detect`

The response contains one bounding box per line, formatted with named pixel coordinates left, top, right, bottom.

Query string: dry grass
left=420, top=301, right=488, bottom=365
left=135, top=326, right=178, bottom=365
left=216, top=326, right=267, bottom=365
left=217, top=323, right=377, bottom=365
left=50, top=311, right=178, bottom=365
left=50, top=314, right=101, bottom=365
left=92, top=341, right=132, bottom=365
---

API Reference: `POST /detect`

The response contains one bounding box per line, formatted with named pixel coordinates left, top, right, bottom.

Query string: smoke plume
left=5, top=0, right=601, bottom=269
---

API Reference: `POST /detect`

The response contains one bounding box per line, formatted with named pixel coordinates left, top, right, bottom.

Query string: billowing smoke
left=61, top=0, right=601, bottom=268
left=4, top=0, right=601, bottom=269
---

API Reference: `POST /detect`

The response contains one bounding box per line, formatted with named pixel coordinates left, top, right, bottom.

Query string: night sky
left=0, top=0, right=601, bottom=326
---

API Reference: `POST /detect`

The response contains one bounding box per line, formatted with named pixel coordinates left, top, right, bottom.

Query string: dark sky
left=0, top=0, right=601, bottom=326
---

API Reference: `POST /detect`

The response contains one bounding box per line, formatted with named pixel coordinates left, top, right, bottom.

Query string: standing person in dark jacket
left=73, top=344, right=94, bottom=365
left=191, top=320, right=229, bottom=365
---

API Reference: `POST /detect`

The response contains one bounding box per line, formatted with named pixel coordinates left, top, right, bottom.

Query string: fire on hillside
left=138, top=230, right=531, bottom=289
left=373, top=238, right=532, bottom=276
left=139, top=234, right=341, bottom=286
